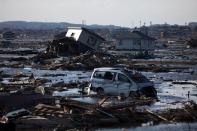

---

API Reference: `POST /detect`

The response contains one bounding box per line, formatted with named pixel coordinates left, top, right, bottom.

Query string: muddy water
left=1, top=67, right=197, bottom=108
left=0, top=67, right=91, bottom=84
left=1, top=67, right=197, bottom=104
left=1, top=67, right=197, bottom=130
left=53, top=88, right=81, bottom=97
left=139, top=71, right=197, bottom=111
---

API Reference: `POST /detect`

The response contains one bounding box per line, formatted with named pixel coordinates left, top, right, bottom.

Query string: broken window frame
left=71, top=33, right=75, bottom=37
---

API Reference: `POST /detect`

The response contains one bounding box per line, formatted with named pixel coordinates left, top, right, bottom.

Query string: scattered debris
left=69, top=52, right=117, bottom=69
left=172, top=81, right=197, bottom=86
left=0, top=25, right=197, bottom=130
left=187, top=38, right=197, bottom=48
left=5, top=108, right=31, bottom=121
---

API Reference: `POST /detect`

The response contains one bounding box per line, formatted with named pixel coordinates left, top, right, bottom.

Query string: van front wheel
left=140, top=87, right=157, bottom=98
left=96, top=88, right=104, bottom=96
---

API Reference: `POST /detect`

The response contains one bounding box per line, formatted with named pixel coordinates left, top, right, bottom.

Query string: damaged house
left=114, top=31, right=156, bottom=54
left=47, top=27, right=105, bottom=56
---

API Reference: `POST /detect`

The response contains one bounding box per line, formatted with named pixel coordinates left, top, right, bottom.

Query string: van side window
left=104, top=72, right=113, bottom=80
left=118, top=73, right=130, bottom=83
left=93, top=71, right=115, bottom=81
left=93, top=71, right=105, bottom=79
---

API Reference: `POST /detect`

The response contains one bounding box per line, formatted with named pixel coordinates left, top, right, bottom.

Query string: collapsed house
left=46, top=27, right=105, bottom=56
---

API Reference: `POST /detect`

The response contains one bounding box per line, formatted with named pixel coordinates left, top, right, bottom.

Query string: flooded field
left=0, top=41, right=197, bottom=130
left=0, top=67, right=91, bottom=85
left=2, top=66, right=197, bottom=110
left=1, top=1, right=197, bottom=129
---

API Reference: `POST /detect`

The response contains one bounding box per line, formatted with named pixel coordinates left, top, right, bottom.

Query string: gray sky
left=0, top=0, right=196, bottom=27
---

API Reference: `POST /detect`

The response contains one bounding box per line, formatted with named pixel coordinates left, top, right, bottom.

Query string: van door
left=91, top=71, right=117, bottom=94
left=102, top=72, right=117, bottom=94
left=116, top=73, right=132, bottom=96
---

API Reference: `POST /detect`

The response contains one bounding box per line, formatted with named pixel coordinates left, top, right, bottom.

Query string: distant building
left=66, top=27, right=105, bottom=50
left=2, top=31, right=16, bottom=40
left=114, top=31, right=155, bottom=51
left=147, top=24, right=191, bottom=39
left=138, top=26, right=149, bottom=35
left=189, top=22, right=197, bottom=30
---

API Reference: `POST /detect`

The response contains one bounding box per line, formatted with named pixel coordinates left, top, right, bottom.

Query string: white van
left=89, top=67, right=156, bottom=97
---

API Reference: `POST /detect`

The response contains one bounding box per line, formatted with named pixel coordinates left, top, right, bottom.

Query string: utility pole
left=150, top=21, right=152, bottom=26
left=82, top=20, right=86, bottom=26
left=140, top=20, right=142, bottom=27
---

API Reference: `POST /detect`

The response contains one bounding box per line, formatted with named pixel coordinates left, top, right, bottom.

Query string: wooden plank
left=98, top=96, right=110, bottom=107
left=145, top=109, right=168, bottom=121
left=96, top=109, right=115, bottom=118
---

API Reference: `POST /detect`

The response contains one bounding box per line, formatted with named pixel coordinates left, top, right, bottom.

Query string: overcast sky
left=0, top=0, right=196, bottom=27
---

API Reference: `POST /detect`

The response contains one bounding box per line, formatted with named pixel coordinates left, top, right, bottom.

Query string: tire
left=140, top=87, right=157, bottom=98
left=96, top=88, right=104, bottom=96
left=69, top=109, right=83, bottom=122
left=119, top=93, right=126, bottom=100
left=129, top=91, right=140, bottom=98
